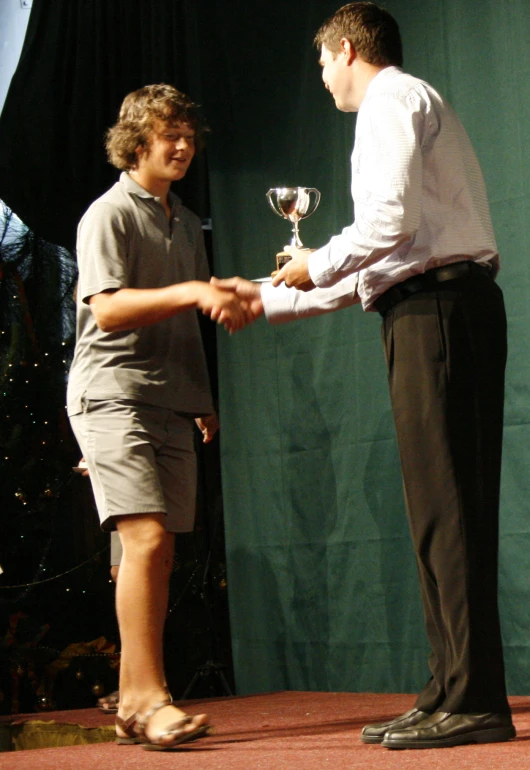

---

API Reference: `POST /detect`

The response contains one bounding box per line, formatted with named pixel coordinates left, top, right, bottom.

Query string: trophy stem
left=290, top=221, right=303, bottom=249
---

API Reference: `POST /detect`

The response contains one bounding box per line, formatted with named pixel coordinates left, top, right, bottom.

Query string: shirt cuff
left=308, top=245, right=342, bottom=288
left=259, top=281, right=297, bottom=324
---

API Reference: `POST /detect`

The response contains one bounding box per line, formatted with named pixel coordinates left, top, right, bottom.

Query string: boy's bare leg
left=115, top=513, right=207, bottom=744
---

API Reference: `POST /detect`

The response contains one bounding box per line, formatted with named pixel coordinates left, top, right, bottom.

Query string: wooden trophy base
left=276, top=251, right=292, bottom=271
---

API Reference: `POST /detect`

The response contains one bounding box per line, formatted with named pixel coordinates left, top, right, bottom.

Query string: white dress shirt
left=262, top=66, right=499, bottom=320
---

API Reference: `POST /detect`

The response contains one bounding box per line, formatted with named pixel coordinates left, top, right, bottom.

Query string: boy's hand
left=195, top=414, right=219, bottom=443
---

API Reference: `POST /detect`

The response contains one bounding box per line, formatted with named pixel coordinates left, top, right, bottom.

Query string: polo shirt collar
left=120, top=172, right=181, bottom=209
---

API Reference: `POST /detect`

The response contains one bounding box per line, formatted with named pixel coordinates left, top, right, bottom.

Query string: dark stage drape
left=0, top=1, right=219, bottom=712
left=0, top=0, right=209, bottom=251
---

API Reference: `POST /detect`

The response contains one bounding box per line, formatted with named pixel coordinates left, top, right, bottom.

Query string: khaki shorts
left=70, top=399, right=197, bottom=542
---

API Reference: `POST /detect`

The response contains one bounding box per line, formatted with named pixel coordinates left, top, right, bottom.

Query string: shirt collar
left=364, top=65, right=404, bottom=98
left=120, top=172, right=181, bottom=209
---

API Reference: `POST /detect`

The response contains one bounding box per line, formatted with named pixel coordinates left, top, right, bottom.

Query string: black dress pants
left=381, top=269, right=510, bottom=714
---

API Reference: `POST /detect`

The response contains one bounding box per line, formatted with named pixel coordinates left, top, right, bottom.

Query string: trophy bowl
left=266, top=187, right=321, bottom=255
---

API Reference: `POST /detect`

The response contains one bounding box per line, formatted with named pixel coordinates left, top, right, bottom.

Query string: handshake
left=203, top=245, right=315, bottom=333
left=204, top=275, right=263, bottom=333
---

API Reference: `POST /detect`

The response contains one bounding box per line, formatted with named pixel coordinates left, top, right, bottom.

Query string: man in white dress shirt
left=212, top=1, right=514, bottom=750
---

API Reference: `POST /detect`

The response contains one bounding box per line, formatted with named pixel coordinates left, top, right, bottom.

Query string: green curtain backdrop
left=200, top=0, right=530, bottom=695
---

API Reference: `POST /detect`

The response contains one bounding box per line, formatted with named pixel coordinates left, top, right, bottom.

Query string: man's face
left=319, top=43, right=356, bottom=112
left=136, top=119, right=196, bottom=182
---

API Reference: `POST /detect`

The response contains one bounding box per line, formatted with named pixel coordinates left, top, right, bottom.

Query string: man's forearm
left=261, top=272, right=360, bottom=324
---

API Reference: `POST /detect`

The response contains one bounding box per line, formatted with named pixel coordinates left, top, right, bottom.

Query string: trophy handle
left=304, top=188, right=321, bottom=218
left=266, top=189, right=286, bottom=219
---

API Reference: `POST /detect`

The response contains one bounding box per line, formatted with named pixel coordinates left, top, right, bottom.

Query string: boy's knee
left=116, top=515, right=173, bottom=563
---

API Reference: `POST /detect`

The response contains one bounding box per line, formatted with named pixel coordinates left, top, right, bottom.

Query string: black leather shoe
left=381, top=711, right=516, bottom=749
left=360, top=708, right=431, bottom=744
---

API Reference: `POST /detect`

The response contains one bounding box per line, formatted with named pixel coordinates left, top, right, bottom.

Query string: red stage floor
left=1, top=691, right=529, bottom=769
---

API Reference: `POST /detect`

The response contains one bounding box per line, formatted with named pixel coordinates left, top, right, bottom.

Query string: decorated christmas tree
left=0, top=202, right=77, bottom=581
left=0, top=203, right=119, bottom=712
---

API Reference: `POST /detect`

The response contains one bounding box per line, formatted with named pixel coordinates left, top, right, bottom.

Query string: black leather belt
left=374, top=260, right=493, bottom=317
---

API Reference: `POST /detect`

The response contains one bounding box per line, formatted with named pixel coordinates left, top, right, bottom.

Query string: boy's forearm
left=89, top=283, right=201, bottom=332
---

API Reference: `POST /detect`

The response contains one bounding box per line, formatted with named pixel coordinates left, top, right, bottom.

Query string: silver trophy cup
left=266, top=188, right=321, bottom=266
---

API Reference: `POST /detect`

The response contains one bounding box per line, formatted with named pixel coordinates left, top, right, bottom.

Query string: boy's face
left=135, top=118, right=196, bottom=182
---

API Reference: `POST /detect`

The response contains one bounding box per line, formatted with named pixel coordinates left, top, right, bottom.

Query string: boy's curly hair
left=105, top=84, right=206, bottom=171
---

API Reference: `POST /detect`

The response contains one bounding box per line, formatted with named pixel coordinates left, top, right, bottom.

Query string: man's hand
left=271, top=246, right=315, bottom=291
left=210, top=276, right=264, bottom=328
left=195, top=413, right=219, bottom=443
left=195, top=284, right=253, bottom=332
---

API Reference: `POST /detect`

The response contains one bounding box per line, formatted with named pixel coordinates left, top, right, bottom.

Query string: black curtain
left=0, top=0, right=229, bottom=713
left=0, top=0, right=209, bottom=251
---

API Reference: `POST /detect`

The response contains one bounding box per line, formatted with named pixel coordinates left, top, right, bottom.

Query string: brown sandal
left=115, top=712, right=142, bottom=745
left=136, top=700, right=210, bottom=751
left=98, top=689, right=120, bottom=714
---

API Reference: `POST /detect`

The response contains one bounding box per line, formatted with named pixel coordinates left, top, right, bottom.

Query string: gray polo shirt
left=67, top=172, right=214, bottom=417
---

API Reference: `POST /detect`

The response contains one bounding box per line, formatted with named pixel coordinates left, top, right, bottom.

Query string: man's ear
left=339, top=37, right=356, bottom=65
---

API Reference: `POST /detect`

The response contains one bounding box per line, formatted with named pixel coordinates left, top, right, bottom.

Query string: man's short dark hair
left=314, top=2, right=403, bottom=67
left=105, top=84, right=206, bottom=171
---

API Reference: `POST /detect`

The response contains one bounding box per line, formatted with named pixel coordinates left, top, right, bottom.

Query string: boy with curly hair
left=68, top=84, right=249, bottom=750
